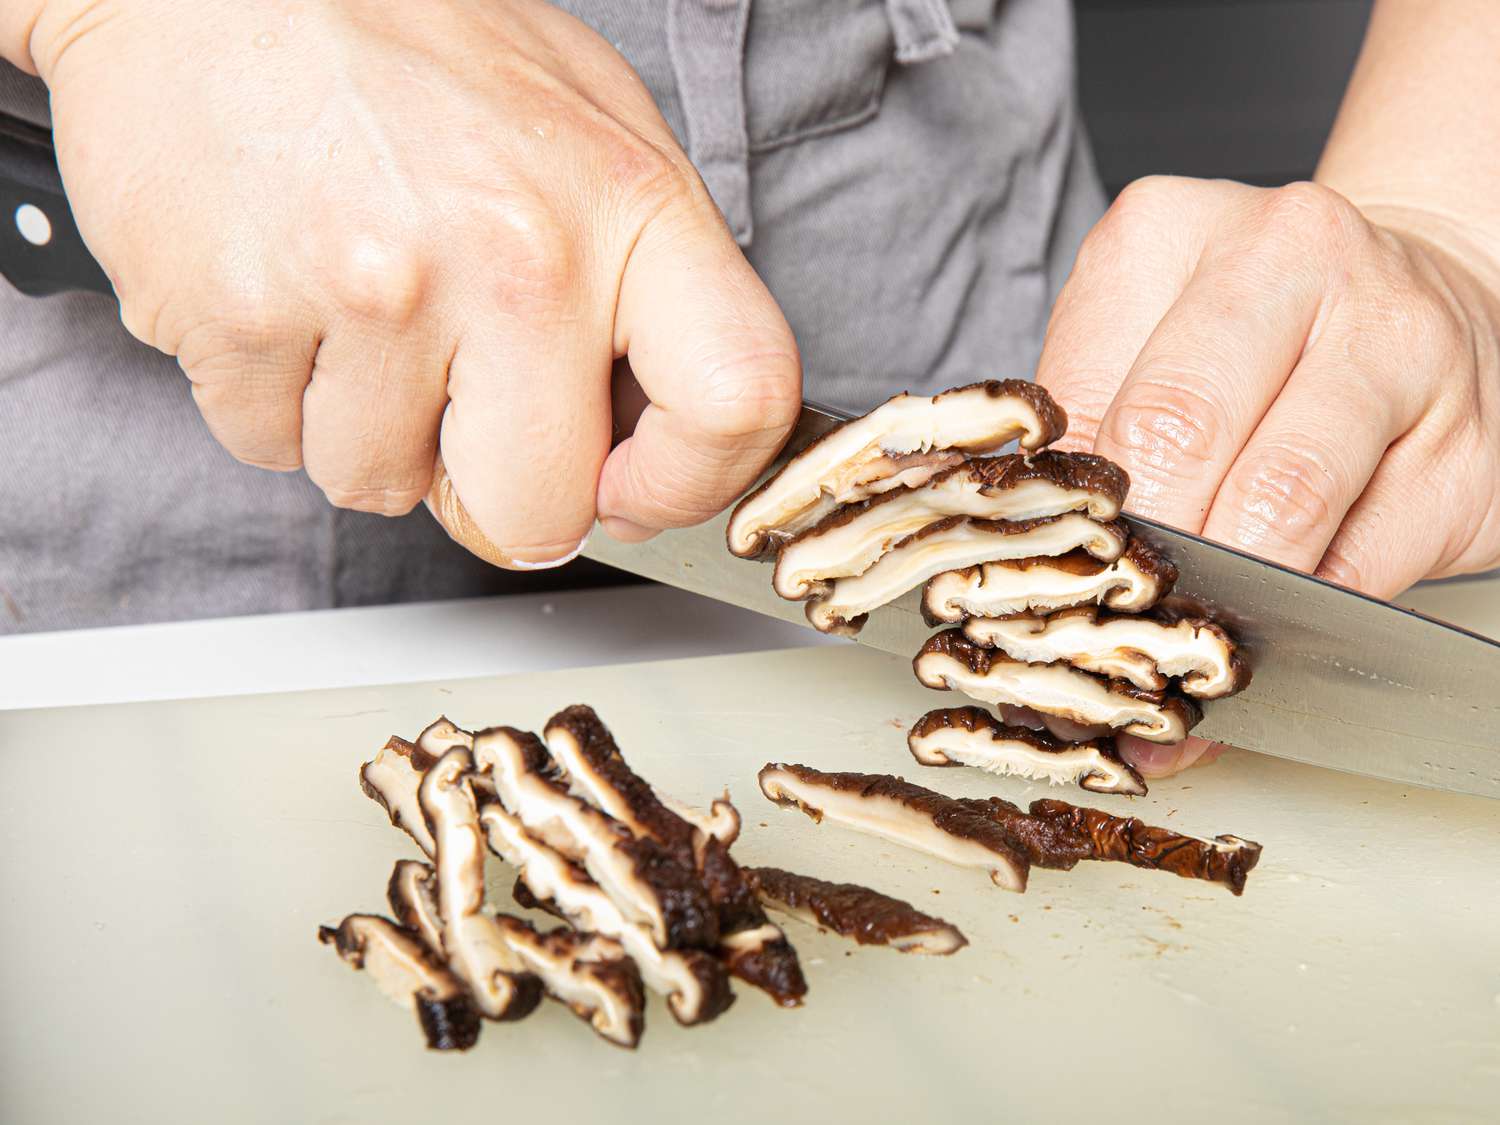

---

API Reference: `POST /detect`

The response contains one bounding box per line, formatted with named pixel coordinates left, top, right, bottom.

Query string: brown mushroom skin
left=1025, top=798, right=1263, bottom=895
left=543, top=705, right=807, bottom=1006
left=743, top=867, right=968, bottom=955
left=317, top=915, right=482, bottom=1052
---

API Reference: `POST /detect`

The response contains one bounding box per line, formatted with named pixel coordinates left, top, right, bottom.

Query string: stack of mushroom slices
left=726, top=379, right=1251, bottom=797
left=321, top=706, right=968, bottom=1053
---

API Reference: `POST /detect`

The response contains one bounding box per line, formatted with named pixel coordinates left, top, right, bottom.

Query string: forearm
left=1317, top=0, right=1500, bottom=285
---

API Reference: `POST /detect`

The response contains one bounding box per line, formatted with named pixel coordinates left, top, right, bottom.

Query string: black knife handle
left=0, top=112, right=112, bottom=297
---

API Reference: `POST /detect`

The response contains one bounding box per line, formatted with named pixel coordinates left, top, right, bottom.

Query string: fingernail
left=508, top=531, right=591, bottom=571
left=600, top=516, right=657, bottom=543
left=1121, top=742, right=1185, bottom=778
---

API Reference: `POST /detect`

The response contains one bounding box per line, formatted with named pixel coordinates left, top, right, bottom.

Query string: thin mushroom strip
left=418, top=748, right=544, bottom=1022
left=964, top=607, right=1248, bottom=698
left=479, top=800, right=733, bottom=1025
left=318, top=914, right=482, bottom=1051
left=727, top=380, right=1068, bottom=557
left=921, top=539, right=1178, bottom=624
left=743, top=867, right=968, bottom=955
left=962, top=796, right=1263, bottom=896
left=807, top=515, right=1129, bottom=635
left=387, top=859, right=447, bottom=954
left=774, top=452, right=1129, bottom=600
left=360, top=736, right=439, bottom=857
left=914, top=629, right=1201, bottom=743
left=757, top=763, right=1031, bottom=891
left=543, top=705, right=806, bottom=1006
left=472, top=725, right=717, bottom=950
left=387, top=858, right=646, bottom=1048
left=907, top=707, right=1147, bottom=796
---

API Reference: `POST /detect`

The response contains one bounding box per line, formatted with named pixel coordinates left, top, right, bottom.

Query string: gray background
left=1077, top=0, right=1374, bottom=194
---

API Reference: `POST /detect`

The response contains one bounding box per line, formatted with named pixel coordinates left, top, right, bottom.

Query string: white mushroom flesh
left=907, top=715, right=1145, bottom=796
left=964, top=609, right=1241, bottom=697
left=488, top=916, right=642, bottom=1048
left=923, top=549, right=1165, bottom=623
left=472, top=727, right=672, bottom=946
left=479, top=802, right=716, bottom=1025
left=387, top=859, right=446, bottom=953
left=807, top=514, right=1126, bottom=634
left=914, top=646, right=1194, bottom=743
left=775, top=465, right=1120, bottom=600
left=320, top=914, right=468, bottom=1013
left=757, top=765, right=1027, bottom=891
left=418, top=748, right=535, bottom=1020
left=727, top=381, right=1062, bottom=556
left=360, top=739, right=436, bottom=858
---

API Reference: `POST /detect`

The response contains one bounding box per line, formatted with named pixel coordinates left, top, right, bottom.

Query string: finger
left=300, top=330, right=448, bottom=516
left=596, top=193, right=800, bottom=533
left=1118, top=734, right=1224, bottom=779
left=178, top=317, right=317, bottom=473
left=435, top=243, right=614, bottom=565
left=1201, top=336, right=1424, bottom=572
left=1090, top=231, right=1327, bottom=534
left=1035, top=177, right=1219, bottom=452
left=1315, top=428, right=1455, bottom=599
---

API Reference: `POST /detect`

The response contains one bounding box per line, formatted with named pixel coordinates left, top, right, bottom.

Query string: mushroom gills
left=774, top=452, right=1129, bottom=600
left=921, top=539, right=1177, bottom=624
left=726, top=380, right=1068, bottom=558
left=318, top=914, right=482, bottom=1051
left=914, top=629, right=1201, bottom=744
left=807, top=514, right=1128, bottom=635
left=963, top=607, right=1246, bottom=698
left=757, top=763, right=1030, bottom=892
left=907, top=706, right=1146, bottom=796
left=744, top=866, right=968, bottom=955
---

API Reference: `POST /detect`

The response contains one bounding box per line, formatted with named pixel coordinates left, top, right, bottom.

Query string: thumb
left=596, top=197, right=801, bottom=538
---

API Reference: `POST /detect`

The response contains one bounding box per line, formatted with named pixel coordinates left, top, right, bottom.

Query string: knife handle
left=0, top=112, right=112, bottom=298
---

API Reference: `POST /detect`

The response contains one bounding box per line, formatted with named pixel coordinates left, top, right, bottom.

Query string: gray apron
left=0, top=0, right=1104, bottom=634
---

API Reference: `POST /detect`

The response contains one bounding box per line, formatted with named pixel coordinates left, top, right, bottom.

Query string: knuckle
left=1317, top=540, right=1368, bottom=591
left=473, top=198, right=579, bottom=312
left=1078, top=177, right=1180, bottom=263
left=1101, top=375, right=1233, bottom=476
left=323, top=235, right=429, bottom=326
left=694, top=348, right=803, bottom=440
left=1259, top=181, right=1358, bottom=249
left=1228, top=441, right=1339, bottom=538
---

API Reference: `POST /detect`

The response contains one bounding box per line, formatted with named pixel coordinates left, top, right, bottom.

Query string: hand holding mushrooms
left=11, top=0, right=799, bottom=566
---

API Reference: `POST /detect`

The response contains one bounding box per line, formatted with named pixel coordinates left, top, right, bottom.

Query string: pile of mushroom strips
left=322, top=706, right=970, bottom=1051
left=728, top=381, right=1262, bottom=896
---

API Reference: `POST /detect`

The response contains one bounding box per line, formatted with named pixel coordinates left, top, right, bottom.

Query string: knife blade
left=584, top=401, right=1500, bottom=799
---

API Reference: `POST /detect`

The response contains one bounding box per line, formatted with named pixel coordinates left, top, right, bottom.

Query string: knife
left=0, top=113, right=111, bottom=298
left=8, top=116, right=1498, bottom=799
left=584, top=402, right=1500, bottom=800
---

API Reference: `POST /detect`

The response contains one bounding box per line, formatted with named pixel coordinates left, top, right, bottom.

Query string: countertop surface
left=2, top=643, right=1498, bottom=1124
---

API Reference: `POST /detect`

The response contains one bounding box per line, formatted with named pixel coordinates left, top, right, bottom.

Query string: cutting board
left=1, top=640, right=1497, bottom=1124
